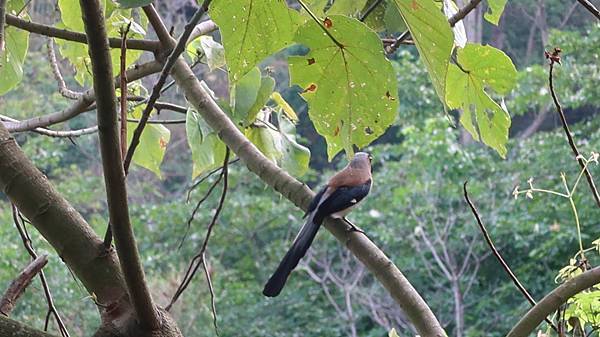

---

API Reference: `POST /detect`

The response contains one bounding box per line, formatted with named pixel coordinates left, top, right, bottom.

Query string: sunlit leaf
left=186, top=107, right=227, bottom=179
left=289, top=15, right=398, bottom=159
left=0, top=0, right=29, bottom=95
left=445, top=44, right=517, bottom=157
left=484, top=0, right=507, bottom=25
left=271, top=92, right=298, bottom=122
left=383, top=2, right=407, bottom=32
left=328, top=0, right=369, bottom=16
left=209, top=0, right=302, bottom=83
left=127, top=107, right=171, bottom=178
left=391, top=0, right=453, bottom=107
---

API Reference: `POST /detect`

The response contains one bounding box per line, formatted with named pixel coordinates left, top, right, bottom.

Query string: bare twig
left=79, top=0, right=159, bottom=328
left=506, top=266, right=600, bottom=337
left=123, top=0, right=212, bottom=174
left=5, top=14, right=159, bottom=51
left=166, top=148, right=230, bottom=331
left=463, top=182, right=558, bottom=333
left=12, top=206, right=70, bottom=337
left=119, top=23, right=131, bottom=160
left=0, top=255, right=48, bottom=317
left=46, top=38, right=82, bottom=99
left=576, top=0, right=600, bottom=20
left=186, top=158, right=240, bottom=202
left=546, top=48, right=600, bottom=208
left=0, top=114, right=98, bottom=137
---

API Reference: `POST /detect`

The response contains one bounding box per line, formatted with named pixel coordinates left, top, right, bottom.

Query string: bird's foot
left=343, top=218, right=366, bottom=235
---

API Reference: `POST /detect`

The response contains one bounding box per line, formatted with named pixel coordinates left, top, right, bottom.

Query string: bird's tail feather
left=263, top=215, right=321, bottom=297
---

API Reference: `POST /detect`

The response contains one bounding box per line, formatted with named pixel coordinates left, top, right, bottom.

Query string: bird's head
left=350, top=152, right=372, bottom=170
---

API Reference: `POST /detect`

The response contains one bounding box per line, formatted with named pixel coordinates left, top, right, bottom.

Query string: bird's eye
left=368, top=154, right=373, bottom=162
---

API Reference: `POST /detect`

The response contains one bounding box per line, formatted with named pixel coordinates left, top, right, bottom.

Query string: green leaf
left=246, top=75, right=275, bottom=125
left=186, top=108, right=227, bottom=179
left=271, top=92, right=298, bottom=122
left=209, top=0, right=302, bottom=83
left=0, top=24, right=29, bottom=95
left=246, top=125, right=282, bottom=163
left=391, top=0, right=453, bottom=107
left=484, top=0, right=507, bottom=25
left=445, top=44, right=517, bottom=157
left=361, top=0, right=387, bottom=32
left=186, top=35, right=226, bottom=71
left=328, top=0, right=369, bottom=16
left=383, top=2, right=407, bottom=33
left=126, top=107, right=171, bottom=178
left=114, top=0, right=152, bottom=8
left=231, top=67, right=261, bottom=123
left=289, top=15, right=398, bottom=159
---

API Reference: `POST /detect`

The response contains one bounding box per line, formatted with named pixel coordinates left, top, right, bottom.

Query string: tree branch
left=547, top=53, right=600, bottom=208
left=506, top=267, right=600, bottom=337
left=576, top=0, right=600, bottom=20
left=143, top=5, right=446, bottom=336
left=463, top=182, right=557, bottom=332
left=0, top=255, right=48, bottom=317
left=0, top=0, right=7, bottom=55
left=0, top=114, right=98, bottom=137
left=79, top=0, right=159, bottom=329
left=0, top=315, right=59, bottom=337
left=5, top=14, right=160, bottom=51
left=0, top=123, right=128, bottom=313
left=3, top=60, right=162, bottom=132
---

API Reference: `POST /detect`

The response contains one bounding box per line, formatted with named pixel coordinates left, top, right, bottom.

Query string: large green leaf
left=209, top=0, right=302, bottom=83
left=231, top=67, right=261, bottom=123
left=484, top=0, right=507, bottom=25
left=0, top=0, right=29, bottom=95
left=391, top=0, right=453, bottom=107
left=186, top=108, right=227, bottom=179
left=126, top=107, right=171, bottom=178
left=445, top=44, right=517, bottom=157
left=289, top=15, right=398, bottom=159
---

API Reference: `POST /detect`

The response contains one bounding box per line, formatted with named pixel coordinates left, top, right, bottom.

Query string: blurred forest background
left=1, top=0, right=600, bottom=336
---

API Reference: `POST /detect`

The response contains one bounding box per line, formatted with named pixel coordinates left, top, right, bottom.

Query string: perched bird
left=263, top=152, right=373, bottom=297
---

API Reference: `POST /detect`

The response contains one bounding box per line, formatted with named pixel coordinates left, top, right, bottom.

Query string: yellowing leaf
left=289, top=15, right=398, bottom=160
left=484, top=0, right=508, bottom=25
left=271, top=92, right=298, bottom=122
left=209, top=0, right=302, bottom=83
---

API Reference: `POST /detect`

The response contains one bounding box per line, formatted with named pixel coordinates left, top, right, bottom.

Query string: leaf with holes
left=0, top=0, right=29, bottom=95
left=484, top=0, right=507, bottom=25
left=391, top=0, right=453, bottom=107
left=209, top=0, right=302, bottom=83
left=445, top=43, right=517, bottom=157
left=127, top=107, right=171, bottom=178
left=186, top=107, right=227, bottom=179
left=289, top=15, right=398, bottom=159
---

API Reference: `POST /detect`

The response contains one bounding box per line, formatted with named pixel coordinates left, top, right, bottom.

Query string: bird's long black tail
left=263, top=215, right=321, bottom=297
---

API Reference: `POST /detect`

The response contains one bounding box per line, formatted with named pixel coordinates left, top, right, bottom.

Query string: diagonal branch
left=548, top=55, right=600, bottom=208
left=79, top=0, right=159, bottom=329
left=0, top=315, right=59, bottom=337
left=506, top=266, right=600, bottom=337
left=576, top=0, right=600, bottom=20
left=143, top=5, right=446, bottom=336
left=5, top=14, right=160, bottom=51
left=463, top=182, right=558, bottom=332
left=3, top=60, right=162, bottom=132
left=123, top=0, right=213, bottom=174
left=0, top=255, right=48, bottom=317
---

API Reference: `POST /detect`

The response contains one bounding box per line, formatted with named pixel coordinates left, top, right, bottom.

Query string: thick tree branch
left=0, top=255, right=48, bottom=317
left=3, top=60, right=162, bottom=132
left=506, top=267, right=600, bottom=337
left=0, top=315, right=59, bottom=337
left=143, top=5, right=446, bottom=336
left=5, top=14, right=160, bottom=51
left=0, top=123, right=128, bottom=312
left=79, top=0, right=159, bottom=329
left=576, top=0, right=600, bottom=20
